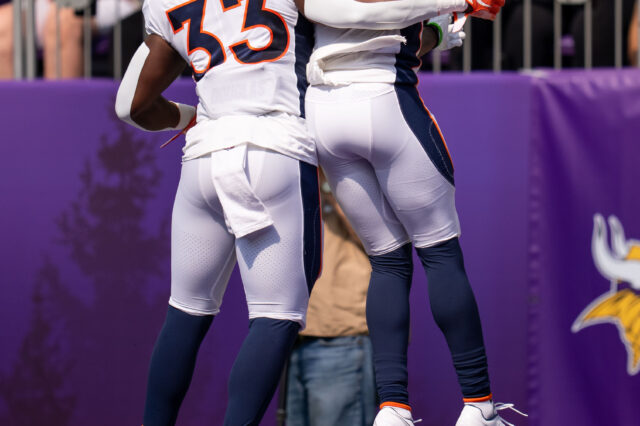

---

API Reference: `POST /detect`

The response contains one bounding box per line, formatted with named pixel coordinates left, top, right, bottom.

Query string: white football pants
left=306, top=82, right=460, bottom=256
left=169, top=145, right=321, bottom=327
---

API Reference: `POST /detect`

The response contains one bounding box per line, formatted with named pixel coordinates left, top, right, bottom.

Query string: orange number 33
left=167, top=0, right=290, bottom=80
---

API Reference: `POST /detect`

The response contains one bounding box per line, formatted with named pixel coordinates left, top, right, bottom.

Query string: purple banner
left=1, top=70, right=638, bottom=425
left=528, top=69, right=640, bottom=426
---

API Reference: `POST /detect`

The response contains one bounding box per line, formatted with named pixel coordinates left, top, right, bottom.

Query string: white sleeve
left=142, top=0, right=172, bottom=39
left=115, top=43, right=151, bottom=131
left=115, top=43, right=196, bottom=132
left=303, top=0, right=468, bottom=30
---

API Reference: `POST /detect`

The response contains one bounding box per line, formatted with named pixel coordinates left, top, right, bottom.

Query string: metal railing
left=11, top=0, right=124, bottom=79
left=8, top=0, right=640, bottom=79
left=433, top=0, right=640, bottom=72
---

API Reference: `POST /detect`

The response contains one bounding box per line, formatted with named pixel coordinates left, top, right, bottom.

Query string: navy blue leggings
left=366, top=238, right=491, bottom=406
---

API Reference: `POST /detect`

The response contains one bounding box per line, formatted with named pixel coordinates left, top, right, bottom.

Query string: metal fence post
left=493, top=9, right=502, bottom=72
left=615, top=0, right=623, bottom=68
left=463, top=17, right=472, bottom=73
left=25, top=0, right=36, bottom=79
left=12, top=0, right=23, bottom=79
left=554, top=0, right=562, bottom=69
left=83, top=5, right=92, bottom=78
left=55, top=3, right=61, bottom=79
left=113, top=0, right=123, bottom=79
left=432, top=49, right=442, bottom=74
left=523, top=0, right=532, bottom=70
left=584, top=0, right=592, bottom=69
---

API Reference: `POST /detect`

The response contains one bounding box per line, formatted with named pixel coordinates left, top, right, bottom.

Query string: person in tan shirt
left=285, top=173, right=376, bottom=426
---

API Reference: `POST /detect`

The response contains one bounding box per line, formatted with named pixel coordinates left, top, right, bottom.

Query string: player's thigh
left=370, top=85, right=460, bottom=248
left=306, top=87, right=409, bottom=256
left=235, top=147, right=321, bottom=326
left=170, top=158, right=237, bottom=316
left=321, top=157, right=409, bottom=256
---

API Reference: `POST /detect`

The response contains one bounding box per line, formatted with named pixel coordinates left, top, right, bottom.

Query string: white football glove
left=427, top=14, right=466, bottom=51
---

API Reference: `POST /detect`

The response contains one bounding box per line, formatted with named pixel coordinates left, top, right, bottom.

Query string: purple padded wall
left=1, top=69, right=639, bottom=425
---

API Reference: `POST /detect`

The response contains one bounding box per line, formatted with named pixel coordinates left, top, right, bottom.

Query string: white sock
left=467, top=400, right=496, bottom=419
left=387, top=406, right=412, bottom=419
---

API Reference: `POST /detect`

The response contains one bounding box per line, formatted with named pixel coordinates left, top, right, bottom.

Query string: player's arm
left=420, top=24, right=440, bottom=57
left=418, top=13, right=465, bottom=56
left=295, top=0, right=503, bottom=30
left=115, top=34, right=194, bottom=132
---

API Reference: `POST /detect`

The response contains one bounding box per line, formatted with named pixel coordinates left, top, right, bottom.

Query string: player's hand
left=464, top=0, right=505, bottom=21
left=452, top=0, right=504, bottom=33
left=427, top=14, right=465, bottom=51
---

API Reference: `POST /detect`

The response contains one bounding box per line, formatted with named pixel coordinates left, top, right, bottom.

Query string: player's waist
left=306, top=82, right=396, bottom=105
left=308, top=68, right=402, bottom=86
left=195, top=66, right=301, bottom=118
left=183, top=112, right=317, bottom=166
left=307, top=36, right=408, bottom=86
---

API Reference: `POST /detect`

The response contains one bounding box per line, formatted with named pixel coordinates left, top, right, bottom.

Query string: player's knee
left=169, top=296, right=221, bottom=317
left=368, top=243, right=413, bottom=279
left=415, top=237, right=465, bottom=271
left=249, top=309, right=307, bottom=330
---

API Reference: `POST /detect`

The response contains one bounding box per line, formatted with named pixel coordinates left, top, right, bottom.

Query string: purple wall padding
left=1, top=69, right=639, bottom=426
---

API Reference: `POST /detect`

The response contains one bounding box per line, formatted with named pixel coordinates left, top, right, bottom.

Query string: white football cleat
left=455, top=402, right=527, bottom=426
left=373, top=406, right=422, bottom=426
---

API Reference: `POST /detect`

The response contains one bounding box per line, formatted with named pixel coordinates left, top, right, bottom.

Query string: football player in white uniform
left=296, top=1, right=524, bottom=425
left=114, top=0, right=483, bottom=424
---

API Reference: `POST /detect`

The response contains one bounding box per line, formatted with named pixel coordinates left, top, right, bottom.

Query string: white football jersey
left=143, top=0, right=316, bottom=164
left=308, top=24, right=423, bottom=87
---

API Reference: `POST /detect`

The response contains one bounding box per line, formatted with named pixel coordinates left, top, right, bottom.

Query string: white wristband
left=171, top=102, right=196, bottom=130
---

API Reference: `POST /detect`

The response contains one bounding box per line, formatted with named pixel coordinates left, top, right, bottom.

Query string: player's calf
left=224, top=318, right=300, bottom=426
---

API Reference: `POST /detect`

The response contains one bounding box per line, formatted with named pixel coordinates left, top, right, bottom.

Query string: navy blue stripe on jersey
left=394, top=84, right=455, bottom=186
left=299, top=161, right=322, bottom=293
left=394, top=23, right=423, bottom=85
left=293, top=14, right=315, bottom=118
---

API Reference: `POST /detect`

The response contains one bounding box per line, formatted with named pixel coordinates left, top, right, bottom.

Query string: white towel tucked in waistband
left=307, top=35, right=406, bottom=86
left=209, top=145, right=274, bottom=238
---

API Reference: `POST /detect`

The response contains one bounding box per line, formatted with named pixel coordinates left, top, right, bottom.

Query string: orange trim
left=463, top=393, right=493, bottom=403
left=219, top=0, right=242, bottom=11
left=380, top=401, right=412, bottom=411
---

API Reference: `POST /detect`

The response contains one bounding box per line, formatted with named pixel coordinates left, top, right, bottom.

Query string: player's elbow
left=115, top=85, right=147, bottom=129
left=114, top=101, right=130, bottom=123
left=115, top=84, right=132, bottom=122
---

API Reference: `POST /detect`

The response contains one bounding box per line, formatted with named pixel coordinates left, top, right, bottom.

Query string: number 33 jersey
left=143, top=0, right=317, bottom=165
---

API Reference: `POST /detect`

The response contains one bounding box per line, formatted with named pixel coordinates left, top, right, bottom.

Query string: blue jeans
left=286, top=335, right=376, bottom=426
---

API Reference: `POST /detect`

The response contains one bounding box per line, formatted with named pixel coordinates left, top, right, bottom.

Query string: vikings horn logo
left=572, top=214, right=640, bottom=376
